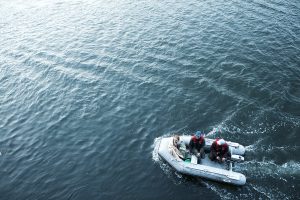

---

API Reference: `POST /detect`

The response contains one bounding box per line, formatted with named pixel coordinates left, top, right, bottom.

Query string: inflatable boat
left=158, top=135, right=246, bottom=186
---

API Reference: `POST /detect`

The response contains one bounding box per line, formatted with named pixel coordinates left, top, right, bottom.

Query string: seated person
left=169, top=135, right=186, bottom=161
left=209, top=138, right=231, bottom=162
left=189, top=131, right=205, bottom=160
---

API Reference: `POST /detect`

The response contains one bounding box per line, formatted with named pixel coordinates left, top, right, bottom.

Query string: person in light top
left=209, top=138, right=231, bottom=162
left=169, top=135, right=187, bottom=161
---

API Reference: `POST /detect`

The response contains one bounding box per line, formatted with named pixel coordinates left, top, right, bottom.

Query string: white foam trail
left=202, top=182, right=237, bottom=200
left=151, top=137, right=162, bottom=162
left=209, top=120, right=286, bottom=139
left=245, top=138, right=264, bottom=152
left=247, top=144, right=299, bottom=153
left=250, top=183, right=290, bottom=199
left=236, top=160, right=300, bottom=178
left=204, top=174, right=292, bottom=200
left=54, top=65, right=99, bottom=81
left=206, top=127, right=222, bottom=137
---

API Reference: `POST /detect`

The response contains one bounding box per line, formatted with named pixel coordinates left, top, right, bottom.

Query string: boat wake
left=151, top=136, right=162, bottom=162
left=152, top=127, right=299, bottom=199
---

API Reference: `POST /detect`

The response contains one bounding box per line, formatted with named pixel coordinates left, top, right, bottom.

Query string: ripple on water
left=1, top=0, right=300, bottom=199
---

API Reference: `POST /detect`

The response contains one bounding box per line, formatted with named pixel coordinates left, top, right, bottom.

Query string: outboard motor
left=227, top=148, right=245, bottom=171
left=231, top=154, right=245, bottom=162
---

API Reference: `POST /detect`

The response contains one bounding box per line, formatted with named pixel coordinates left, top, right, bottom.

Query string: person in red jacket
left=209, top=138, right=231, bottom=162
left=189, top=131, right=205, bottom=159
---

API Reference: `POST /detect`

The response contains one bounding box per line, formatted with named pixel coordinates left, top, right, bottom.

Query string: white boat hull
left=158, top=137, right=246, bottom=186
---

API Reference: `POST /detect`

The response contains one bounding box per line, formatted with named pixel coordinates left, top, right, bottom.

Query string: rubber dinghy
left=158, top=135, right=246, bottom=186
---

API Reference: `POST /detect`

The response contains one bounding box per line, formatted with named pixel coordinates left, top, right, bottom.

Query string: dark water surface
left=1, top=0, right=300, bottom=199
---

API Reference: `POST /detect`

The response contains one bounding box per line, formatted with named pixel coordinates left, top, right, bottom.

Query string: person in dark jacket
left=189, top=131, right=205, bottom=159
left=209, top=138, right=231, bottom=162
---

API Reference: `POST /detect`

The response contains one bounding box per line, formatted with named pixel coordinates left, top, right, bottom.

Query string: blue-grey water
left=0, top=0, right=300, bottom=199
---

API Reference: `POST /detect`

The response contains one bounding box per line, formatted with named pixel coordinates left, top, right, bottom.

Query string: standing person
left=209, top=138, right=231, bottom=162
left=189, top=131, right=205, bottom=160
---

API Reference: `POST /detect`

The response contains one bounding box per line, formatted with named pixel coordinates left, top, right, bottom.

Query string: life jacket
left=213, top=138, right=228, bottom=154
left=191, top=135, right=205, bottom=145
